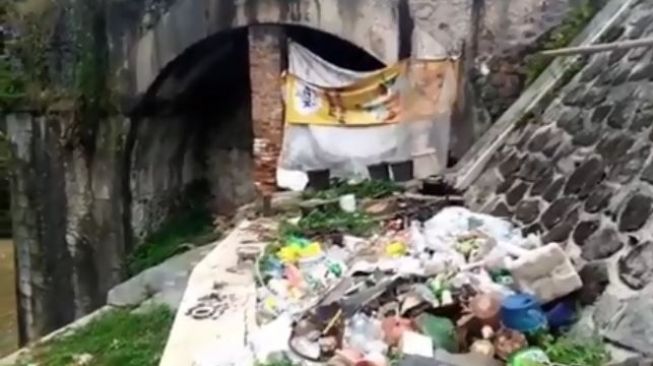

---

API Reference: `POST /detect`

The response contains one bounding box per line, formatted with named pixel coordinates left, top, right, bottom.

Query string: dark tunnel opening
left=128, top=25, right=385, bottom=239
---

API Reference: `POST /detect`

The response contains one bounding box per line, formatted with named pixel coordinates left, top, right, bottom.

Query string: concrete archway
left=126, top=24, right=386, bottom=239
left=107, top=0, right=400, bottom=103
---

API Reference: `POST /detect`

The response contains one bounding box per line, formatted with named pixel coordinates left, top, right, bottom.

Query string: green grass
left=127, top=208, right=219, bottom=276
left=16, top=305, right=174, bottom=366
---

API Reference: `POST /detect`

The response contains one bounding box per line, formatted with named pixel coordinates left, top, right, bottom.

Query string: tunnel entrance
left=129, top=25, right=385, bottom=239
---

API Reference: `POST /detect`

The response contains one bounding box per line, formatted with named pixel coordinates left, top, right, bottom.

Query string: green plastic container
left=508, top=347, right=550, bottom=366
left=415, top=314, right=458, bottom=353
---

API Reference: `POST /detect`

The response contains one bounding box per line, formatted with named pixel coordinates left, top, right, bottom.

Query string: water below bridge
left=0, top=239, right=17, bottom=357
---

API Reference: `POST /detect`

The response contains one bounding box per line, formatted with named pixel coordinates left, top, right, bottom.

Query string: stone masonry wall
left=465, top=1, right=653, bottom=357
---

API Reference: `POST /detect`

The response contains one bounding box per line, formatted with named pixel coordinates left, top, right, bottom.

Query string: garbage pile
left=251, top=197, right=589, bottom=366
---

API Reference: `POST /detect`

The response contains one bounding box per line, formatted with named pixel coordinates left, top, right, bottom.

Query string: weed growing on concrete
left=127, top=208, right=219, bottom=276
left=15, top=305, right=174, bottom=366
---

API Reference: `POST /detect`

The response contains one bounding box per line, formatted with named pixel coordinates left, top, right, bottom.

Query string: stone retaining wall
left=465, top=0, right=653, bottom=357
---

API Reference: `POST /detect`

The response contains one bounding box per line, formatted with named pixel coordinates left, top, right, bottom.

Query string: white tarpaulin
left=277, top=41, right=457, bottom=190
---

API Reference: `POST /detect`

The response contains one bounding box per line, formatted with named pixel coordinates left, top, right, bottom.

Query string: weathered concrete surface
left=129, top=115, right=205, bottom=239
left=107, top=244, right=213, bottom=310
left=159, top=220, right=267, bottom=366
left=6, top=113, right=128, bottom=343
left=109, top=0, right=401, bottom=98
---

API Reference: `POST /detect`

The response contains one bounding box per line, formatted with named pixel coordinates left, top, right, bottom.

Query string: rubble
left=242, top=180, right=610, bottom=366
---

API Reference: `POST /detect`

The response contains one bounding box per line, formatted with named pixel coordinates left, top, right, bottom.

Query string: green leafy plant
left=538, top=334, right=610, bottom=366
left=127, top=207, right=219, bottom=276
left=255, top=358, right=297, bottom=366
left=303, top=179, right=402, bottom=201
left=280, top=207, right=378, bottom=238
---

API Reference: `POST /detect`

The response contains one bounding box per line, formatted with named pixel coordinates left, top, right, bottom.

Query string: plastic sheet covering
left=277, top=42, right=458, bottom=189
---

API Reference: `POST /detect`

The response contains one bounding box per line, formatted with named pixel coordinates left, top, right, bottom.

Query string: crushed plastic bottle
left=345, top=313, right=388, bottom=355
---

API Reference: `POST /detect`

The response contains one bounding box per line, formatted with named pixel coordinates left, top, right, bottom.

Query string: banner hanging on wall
left=282, top=59, right=459, bottom=126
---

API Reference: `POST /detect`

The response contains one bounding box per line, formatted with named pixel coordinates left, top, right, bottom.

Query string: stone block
left=573, top=220, right=600, bottom=246
left=506, top=182, right=529, bottom=206
left=557, top=107, right=583, bottom=135
left=608, top=145, right=651, bottom=184
left=585, top=185, right=613, bottom=213
left=514, top=200, right=540, bottom=225
left=597, top=133, right=635, bottom=164
left=542, top=177, right=566, bottom=202
left=564, top=157, right=606, bottom=197
left=498, top=151, right=523, bottom=178
left=618, top=194, right=653, bottom=232
left=629, top=62, right=653, bottom=81
left=562, top=84, right=587, bottom=107
left=541, top=197, right=577, bottom=229
left=630, top=109, right=653, bottom=132
left=527, top=128, right=554, bottom=152
left=490, top=201, right=513, bottom=219
left=496, top=179, right=514, bottom=194
left=606, top=102, right=634, bottom=129
left=530, top=172, right=553, bottom=196
left=640, top=161, right=653, bottom=185
left=578, top=261, right=609, bottom=305
left=619, top=241, right=653, bottom=289
left=579, top=57, right=606, bottom=82
left=542, top=209, right=578, bottom=244
left=582, top=227, right=624, bottom=261
left=517, top=155, right=551, bottom=182
left=581, top=87, right=608, bottom=108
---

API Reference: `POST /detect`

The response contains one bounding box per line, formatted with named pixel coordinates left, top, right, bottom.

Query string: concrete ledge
left=159, top=220, right=269, bottom=366
left=447, top=0, right=637, bottom=190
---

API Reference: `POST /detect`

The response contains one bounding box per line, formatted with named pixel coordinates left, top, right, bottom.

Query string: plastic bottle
left=410, top=221, right=426, bottom=253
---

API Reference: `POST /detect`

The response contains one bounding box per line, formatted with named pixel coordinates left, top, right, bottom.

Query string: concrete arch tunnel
left=125, top=24, right=388, bottom=240
left=109, top=0, right=404, bottom=101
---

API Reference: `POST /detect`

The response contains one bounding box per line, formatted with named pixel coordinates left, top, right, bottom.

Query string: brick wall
left=248, top=25, right=286, bottom=197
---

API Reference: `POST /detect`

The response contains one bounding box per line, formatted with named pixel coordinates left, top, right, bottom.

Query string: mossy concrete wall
left=6, top=113, right=127, bottom=343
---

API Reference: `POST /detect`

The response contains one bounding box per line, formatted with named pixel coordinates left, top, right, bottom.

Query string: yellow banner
left=283, top=59, right=459, bottom=126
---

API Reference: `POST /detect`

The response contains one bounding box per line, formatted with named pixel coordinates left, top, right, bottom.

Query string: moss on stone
left=524, top=0, right=601, bottom=85
left=1, top=0, right=118, bottom=143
